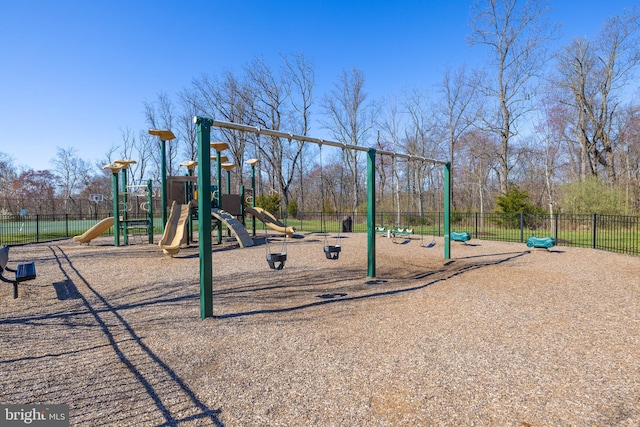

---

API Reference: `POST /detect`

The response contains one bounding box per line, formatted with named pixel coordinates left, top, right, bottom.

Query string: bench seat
left=0, top=245, right=37, bottom=298
left=16, top=262, right=37, bottom=282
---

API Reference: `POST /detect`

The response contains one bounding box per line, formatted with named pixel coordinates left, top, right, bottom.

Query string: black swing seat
left=266, top=252, right=287, bottom=270
left=0, top=245, right=37, bottom=299
left=323, top=245, right=341, bottom=260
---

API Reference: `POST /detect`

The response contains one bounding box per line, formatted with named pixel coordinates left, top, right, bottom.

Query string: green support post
left=184, top=180, right=191, bottom=244
left=188, top=175, right=194, bottom=244
left=225, top=167, right=232, bottom=237
left=147, top=179, right=154, bottom=244
left=195, top=117, right=213, bottom=318
left=240, top=185, right=245, bottom=227
left=251, top=169, right=256, bottom=235
left=121, top=167, right=128, bottom=245
left=247, top=159, right=259, bottom=237
left=216, top=154, right=222, bottom=244
left=251, top=174, right=256, bottom=236
left=103, top=163, right=123, bottom=247
left=367, top=148, right=376, bottom=277
left=444, top=162, right=451, bottom=260
left=180, top=160, right=198, bottom=245
left=161, top=138, right=167, bottom=233
left=112, top=172, right=120, bottom=247
left=149, top=129, right=176, bottom=234
left=114, top=159, right=136, bottom=245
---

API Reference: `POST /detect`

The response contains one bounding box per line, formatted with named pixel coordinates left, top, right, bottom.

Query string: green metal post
left=196, top=117, right=213, bottom=318
left=444, top=162, right=451, bottom=260
left=240, top=185, right=245, bottom=227
left=112, top=172, right=120, bottom=247
left=121, top=167, right=128, bottom=245
left=592, top=213, right=597, bottom=249
left=187, top=168, right=194, bottom=244
left=147, top=179, right=154, bottom=244
left=184, top=180, right=191, bottom=244
left=225, top=169, right=233, bottom=237
left=161, top=139, right=167, bottom=233
left=367, top=148, right=376, bottom=278
left=216, top=153, right=223, bottom=244
left=251, top=164, right=256, bottom=237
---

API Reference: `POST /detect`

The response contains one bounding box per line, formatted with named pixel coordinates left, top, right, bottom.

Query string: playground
left=1, top=232, right=638, bottom=425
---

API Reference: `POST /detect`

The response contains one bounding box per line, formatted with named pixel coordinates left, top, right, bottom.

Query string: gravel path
left=1, top=232, right=638, bottom=426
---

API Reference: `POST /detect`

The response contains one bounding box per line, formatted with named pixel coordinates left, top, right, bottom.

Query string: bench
left=450, top=231, right=471, bottom=244
left=0, top=245, right=37, bottom=299
left=526, top=235, right=556, bottom=249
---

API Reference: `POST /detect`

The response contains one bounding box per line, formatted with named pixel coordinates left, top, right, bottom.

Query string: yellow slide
left=73, top=217, right=115, bottom=244
left=211, top=208, right=255, bottom=248
left=158, top=201, right=191, bottom=255
left=245, top=206, right=296, bottom=237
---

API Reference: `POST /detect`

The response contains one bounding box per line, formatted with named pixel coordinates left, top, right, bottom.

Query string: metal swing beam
left=194, top=117, right=450, bottom=318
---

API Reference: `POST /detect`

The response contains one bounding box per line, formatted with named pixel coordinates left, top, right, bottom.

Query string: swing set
left=319, top=144, right=345, bottom=260
left=192, top=117, right=452, bottom=318
left=383, top=156, right=439, bottom=248
left=252, top=141, right=290, bottom=270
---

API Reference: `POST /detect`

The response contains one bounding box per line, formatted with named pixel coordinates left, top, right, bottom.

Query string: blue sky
left=1, top=0, right=635, bottom=171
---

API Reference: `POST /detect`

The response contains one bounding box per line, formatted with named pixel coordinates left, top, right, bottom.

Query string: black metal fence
left=0, top=196, right=164, bottom=219
left=288, top=211, right=640, bottom=256
left=447, top=212, right=640, bottom=256
left=0, top=214, right=161, bottom=246
left=2, top=211, right=639, bottom=257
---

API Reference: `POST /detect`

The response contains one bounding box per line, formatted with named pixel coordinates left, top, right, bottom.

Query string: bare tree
left=322, top=67, right=378, bottom=211
left=243, top=57, right=308, bottom=212
left=0, top=152, right=17, bottom=212
left=402, top=88, right=443, bottom=214
left=144, top=92, right=178, bottom=177
left=456, top=129, right=501, bottom=212
left=193, top=70, right=253, bottom=188
left=468, top=0, right=555, bottom=192
left=131, top=131, right=156, bottom=185
left=553, top=8, right=640, bottom=184
left=50, top=146, right=92, bottom=213
left=177, top=87, right=200, bottom=165
left=11, top=170, right=57, bottom=214
left=378, top=93, right=403, bottom=219
left=438, top=66, right=482, bottom=181
left=373, top=131, right=394, bottom=209
left=282, top=52, right=315, bottom=212
left=616, top=102, right=640, bottom=213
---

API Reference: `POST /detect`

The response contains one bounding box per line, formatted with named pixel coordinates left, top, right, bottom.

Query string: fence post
left=519, top=212, right=524, bottom=243
left=65, top=213, right=69, bottom=238
left=592, top=213, right=597, bottom=249
left=475, top=212, right=478, bottom=239
left=554, top=213, right=558, bottom=241
left=636, top=216, right=639, bottom=256
left=36, top=214, right=40, bottom=243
